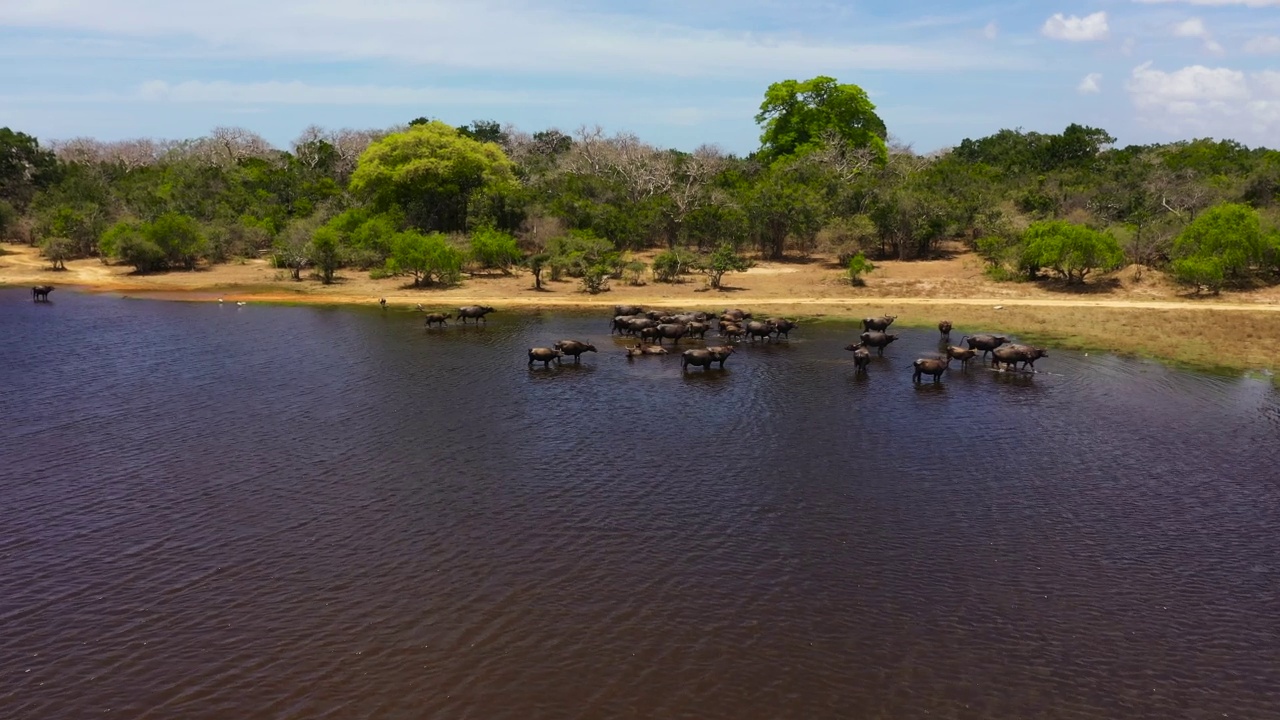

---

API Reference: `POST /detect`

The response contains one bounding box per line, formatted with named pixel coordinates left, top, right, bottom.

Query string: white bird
left=236, top=301, right=246, bottom=306
left=416, top=303, right=424, bottom=312
left=218, top=298, right=224, bottom=303
left=993, top=305, right=1004, bottom=310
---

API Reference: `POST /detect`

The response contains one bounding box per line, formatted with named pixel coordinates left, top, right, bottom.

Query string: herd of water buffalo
left=416, top=303, right=1049, bottom=382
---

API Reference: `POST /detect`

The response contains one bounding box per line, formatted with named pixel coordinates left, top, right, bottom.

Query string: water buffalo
left=653, top=323, right=688, bottom=345
left=626, top=317, right=657, bottom=335
left=685, top=321, right=710, bottom=339
left=912, top=357, right=950, bottom=383
left=528, top=347, right=563, bottom=368
left=719, top=322, right=744, bottom=341
left=614, top=305, right=643, bottom=317
left=991, top=344, right=1048, bottom=371
left=945, top=345, right=978, bottom=368
left=768, top=318, right=799, bottom=339
left=722, top=308, right=752, bottom=322
left=625, top=344, right=668, bottom=356
left=862, top=315, right=897, bottom=332
left=457, top=305, right=496, bottom=324
left=845, top=342, right=871, bottom=373
left=32, top=285, right=54, bottom=302
left=611, top=315, right=634, bottom=335
left=962, top=334, right=1009, bottom=358
left=681, top=346, right=734, bottom=371
left=859, top=331, right=899, bottom=356
left=379, top=298, right=387, bottom=309
left=423, top=312, right=451, bottom=328
left=938, top=320, right=953, bottom=339
left=704, top=346, right=735, bottom=368
left=554, top=340, right=597, bottom=363
left=745, top=320, right=775, bottom=343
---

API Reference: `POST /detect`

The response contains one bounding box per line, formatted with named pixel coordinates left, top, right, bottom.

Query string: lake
left=2, top=289, right=1278, bottom=719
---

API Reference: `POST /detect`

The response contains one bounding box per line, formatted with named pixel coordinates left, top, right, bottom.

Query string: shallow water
left=2, top=289, right=1278, bottom=719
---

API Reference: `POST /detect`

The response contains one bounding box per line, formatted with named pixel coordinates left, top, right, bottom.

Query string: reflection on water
left=1, top=290, right=1278, bottom=719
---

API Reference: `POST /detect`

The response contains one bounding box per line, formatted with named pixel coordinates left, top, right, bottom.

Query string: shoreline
left=4, top=243, right=1279, bottom=374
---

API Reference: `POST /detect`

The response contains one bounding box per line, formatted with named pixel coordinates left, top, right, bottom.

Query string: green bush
left=1171, top=256, right=1225, bottom=294
left=624, top=260, right=647, bottom=286
left=1022, top=220, right=1124, bottom=284
left=1172, top=203, right=1266, bottom=284
left=546, top=229, right=621, bottom=278
left=845, top=253, right=874, bottom=286
left=40, top=236, right=75, bottom=270
left=386, top=230, right=464, bottom=286
left=580, top=263, right=611, bottom=294
left=468, top=228, right=522, bottom=274
left=651, top=249, right=691, bottom=283
left=693, top=245, right=754, bottom=290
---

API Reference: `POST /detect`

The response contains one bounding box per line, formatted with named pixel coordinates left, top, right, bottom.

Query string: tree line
left=2, top=75, right=1278, bottom=294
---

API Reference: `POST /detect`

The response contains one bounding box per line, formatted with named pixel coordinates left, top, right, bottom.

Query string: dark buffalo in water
left=719, top=322, right=744, bottom=341
left=685, top=322, right=710, bottom=339
left=638, top=326, right=662, bottom=343
left=945, top=345, right=977, bottom=368
left=625, top=344, right=668, bottom=356
left=614, top=305, right=643, bottom=317
left=458, top=306, right=496, bottom=324
left=654, top=323, right=688, bottom=345
left=845, top=342, right=871, bottom=373
left=528, top=347, right=563, bottom=368
left=963, top=334, right=1009, bottom=358
left=938, top=320, right=953, bottom=339
left=554, top=340, right=597, bottom=363
left=32, top=285, right=54, bottom=302
left=745, top=321, right=775, bottom=343
left=862, top=315, right=897, bottom=332
left=423, top=313, right=451, bottom=328
left=768, top=318, right=799, bottom=339
left=681, top=346, right=734, bottom=371
left=912, top=357, right=950, bottom=383
left=722, top=308, right=752, bottom=322
left=859, top=331, right=899, bottom=356
left=992, top=344, right=1049, bottom=371
left=626, top=318, right=657, bottom=335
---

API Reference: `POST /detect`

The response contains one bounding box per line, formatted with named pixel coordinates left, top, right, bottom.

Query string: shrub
left=693, top=245, right=754, bottom=290
left=1172, top=203, right=1267, bottom=284
left=40, top=236, right=75, bottom=270
left=1022, top=220, right=1124, bottom=284
left=546, top=229, right=621, bottom=277
left=845, top=253, right=874, bottom=286
left=624, top=260, right=647, bottom=286
left=580, top=264, right=611, bottom=294
left=468, top=228, right=522, bottom=274
left=1171, top=256, right=1225, bottom=294
left=651, top=249, right=691, bottom=283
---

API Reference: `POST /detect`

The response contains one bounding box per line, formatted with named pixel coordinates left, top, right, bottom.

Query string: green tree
left=694, top=244, right=755, bottom=289
left=99, top=220, right=145, bottom=265
left=1170, top=255, right=1226, bottom=294
left=845, top=253, right=874, bottom=286
left=145, top=212, right=207, bottom=270
left=386, top=230, right=464, bottom=286
left=525, top=252, right=551, bottom=290
left=745, top=161, right=828, bottom=259
left=0, top=127, right=59, bottom=209
left=40, top=236, right=75, bottom=270
left=349, top=120, right=517, bottom=233
left=1022, top=221, right=1124, bottom=284
left=309, top=226, right=342, bottom=284
left=468, top=227, right=522, bottom=274
left=1171, top=202, right=1267, bottom=282
left=755, top=76, right=888, bottom=165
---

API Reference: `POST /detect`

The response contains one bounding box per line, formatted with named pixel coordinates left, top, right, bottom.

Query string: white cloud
left=1078, top=73, right=1103, bottom=94
left=1121, top=37, right=1138, bottom=55
left=0, top=0, right=1021, bottom=76
left=1041, top=12, right=1109, bottom=41
left=1244, top=35, right=1280, bottom=53
left=1173, top=18, right=1208, bottom=37
left=1127, top=62, right=1280, bottom=140
left=1171, top=17, right=1225, bottom=53
left=1134, top=0, right=1280, bottom=6
left=982, top=21, right=999, bottom=40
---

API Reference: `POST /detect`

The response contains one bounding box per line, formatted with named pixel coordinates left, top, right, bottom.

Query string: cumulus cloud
left=1042, top=12, right=1109, bottom=41
left=1078, top=73, right=1103, bottom=94
left=1244, top=35, right=1280, bottom=54
left=1127, top=62, right=1280, bottom=140
left=1171, top=17, right=1225, bottom=53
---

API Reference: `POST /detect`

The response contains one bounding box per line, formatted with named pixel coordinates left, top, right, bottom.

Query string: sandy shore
left=5, top=242, right=1278, bottom=372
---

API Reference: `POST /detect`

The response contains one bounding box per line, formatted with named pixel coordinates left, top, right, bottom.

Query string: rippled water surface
left=2, top=289, right=1278, bottom=719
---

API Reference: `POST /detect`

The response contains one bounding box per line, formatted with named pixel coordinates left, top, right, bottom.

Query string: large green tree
left=1170, top=202, right=1270, bottom=289
left=755, top=76, right=887, bottom=166
left=0, top=127, right=58, bottom=210
left=350, top=120, right=517, bottom=233
left=1022, top=221, right=1124, bottom=284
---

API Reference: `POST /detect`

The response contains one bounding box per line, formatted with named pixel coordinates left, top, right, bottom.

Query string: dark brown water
left=2, top=289, right=1278, bottom=719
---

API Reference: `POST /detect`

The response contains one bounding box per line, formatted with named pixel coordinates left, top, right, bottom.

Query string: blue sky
left=1, top=0, right=1278, bottom=154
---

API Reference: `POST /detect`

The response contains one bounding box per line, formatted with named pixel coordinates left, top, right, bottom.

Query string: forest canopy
left=3, top=75, right=1278, bottom=292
